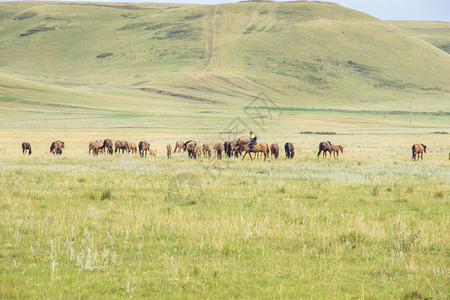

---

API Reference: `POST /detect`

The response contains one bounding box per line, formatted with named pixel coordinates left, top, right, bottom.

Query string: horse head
left=421, top=144, right=427, bottom=152
left=339, top=146, right=344, bottom=153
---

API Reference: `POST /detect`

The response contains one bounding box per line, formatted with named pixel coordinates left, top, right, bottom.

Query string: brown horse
left=270, top=143, right=279, bottom=159
left=194, top=144, right=202, bottom=159
left=50, top=140, right=64, bottom=155
left=236, top=139, right=270, bottom=162
left=22, top=142, right=32, bottom=155
left=174, top=141, right=184, bottom=153
left=412, top=144, right=427, bottom=160
left=183, top=140, right=195, bottom=151
left=100, top=139, right=113, bottom=155
left=89, top=141, right=100, bottom=156
left=115, top=140, right=128, bottom=154
left=127, top=142, right=137, bottom=154
left=167, top=144, right=172, bottom=158
left=284, top=142, right=295, bottom=159
left=149, top=148, right=157, bottom=162
left=317, top=141, right=332, bottom=158
left=202, top=144, right=212, bottom=158
left=185, top=141, right=197, bottom=159
left=139, top=141, right=150, bottom=157
left=330, top=145, right=344, bottom=159
left=214, top=143, right=224, bottom=159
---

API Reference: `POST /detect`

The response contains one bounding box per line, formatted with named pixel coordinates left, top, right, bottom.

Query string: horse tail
left=285, top=143, right=290, bottom=157
left=317, top=144, right=322, bottom=157
left=29, top=146, right=32, bottom=155
left=50, top=143, right=54, bottom=153
left=412, top=145, right=415, bottom=159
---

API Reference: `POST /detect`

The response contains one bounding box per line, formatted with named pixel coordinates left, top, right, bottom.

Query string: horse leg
left=249, top=152, right=253, bottom=161
left=242, top=151, right=247, bottom=161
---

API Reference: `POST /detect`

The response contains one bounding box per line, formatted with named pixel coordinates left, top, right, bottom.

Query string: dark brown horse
left=236, top=139, right=270, bottom=162
left=22, top=142, right=32, bottom=155
left=214, top=143, right=224, bottom=159
left=100, top=139, right=113, bottom=155
left=285, top=142, right=295, bottom=159
left=174, top=141, right=184, bottom=153
left=183, top=140, right=195, bottom=152
left=270, top=143, right=279, bottom=159
left=50, top=140, right=64, bottom=155
left=167, top=144, right=172, bottom=158
left=330, top=145, right=344, bottom=159
left=317, top=141, right=332, bottom=158
left=139, top=141, right=150, bottom=157
left=412, top=144, right=427, bottom=160
left=185, top=141, right=197, bottom=159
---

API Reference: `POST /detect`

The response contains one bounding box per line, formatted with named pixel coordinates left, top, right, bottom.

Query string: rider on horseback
left=249, top=131, right=257, bottom=151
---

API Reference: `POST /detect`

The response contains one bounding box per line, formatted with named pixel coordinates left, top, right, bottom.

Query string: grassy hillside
left=389, top=21, right=450, bottom=54
left=0, top=1, right=449, bottom=132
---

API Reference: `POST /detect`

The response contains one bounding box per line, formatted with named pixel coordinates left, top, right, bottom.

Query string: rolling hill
left=388, top=21, right=450, bottom=54
left=0, top=1, right=449, bottom=131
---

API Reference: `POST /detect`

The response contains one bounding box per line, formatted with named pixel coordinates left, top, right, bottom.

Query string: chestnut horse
left=412, top=144, right=427, bottom=160
left=202, top=144, right=212, bottom=158
left=236, top=139, right=270, bottom=162
left=128, top=142, right=137, bottom=154
left=22, top=142, right=32, bottom=155
left=214, top=143, right=224, bottom=159
left=330, top=145, right=344, bottom=159
left=174, top=141, right=184, bottom=153
left=270, top=143, right=279, bottom=159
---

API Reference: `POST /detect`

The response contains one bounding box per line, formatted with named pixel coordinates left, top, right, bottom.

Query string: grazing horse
left=174, top=141, right=184, bottom=153
left=214, top=143, right=224, bottom=159
left=185, top=141, right=197, bottom=159
left=270, top=143, right=279, bottom=159
left=183, top=140, right=195, bottom=152
left=89, top=141, right=101, bottom=156
left=22, top=142, right=32, bottom=155
left=50, top=140, right=64, bottom=155
left=236, top=139, right=270, bottom=162
left=100, top=139, right=113, bottom=155
left=149, top=149, right=157, bottom=162
left=115, top=140, right=128, bottom=154
left=167, top=144, right=172, bottom=158
left=317, top=141, right=332, bottom=158
left=127, top=142, right=137, bottom=154
left=194, top=144, right=202, bottom=159
left=330, top=145, right=344, bottom=159
left=202, top=144, right=212, bottom=158
left=139, top=141, right=150, bottom=157
left=412, top=144, right=427, bottom=161
left=284, top=142, right=295, bottom=159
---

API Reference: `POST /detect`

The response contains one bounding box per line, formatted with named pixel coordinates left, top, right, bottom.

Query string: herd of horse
left=21, top=140, right=429, bottom=161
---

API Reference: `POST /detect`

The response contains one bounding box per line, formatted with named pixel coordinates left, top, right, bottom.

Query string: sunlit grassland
left=0, top=127, right=449, bottom=299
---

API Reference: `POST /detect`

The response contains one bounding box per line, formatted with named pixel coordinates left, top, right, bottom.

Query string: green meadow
left=0, top=1, right=449, bottom=299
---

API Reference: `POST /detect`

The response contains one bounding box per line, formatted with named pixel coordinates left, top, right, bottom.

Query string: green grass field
left=0, top=1, right=449, bottom=299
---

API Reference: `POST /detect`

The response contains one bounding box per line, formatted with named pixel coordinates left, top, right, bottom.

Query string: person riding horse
left=249, top=131, right=257, bottom=151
